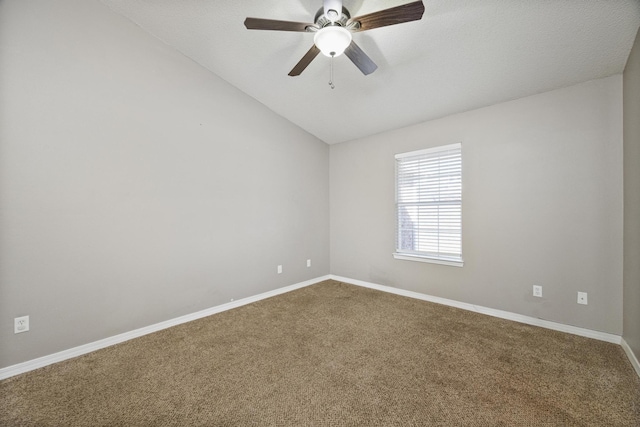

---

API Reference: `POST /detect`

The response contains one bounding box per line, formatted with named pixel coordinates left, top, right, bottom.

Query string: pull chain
left=329, top=53, right=335, bottom=89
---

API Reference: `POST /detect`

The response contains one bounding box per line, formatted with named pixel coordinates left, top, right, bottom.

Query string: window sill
left=393, top=253, right=464, bottom=267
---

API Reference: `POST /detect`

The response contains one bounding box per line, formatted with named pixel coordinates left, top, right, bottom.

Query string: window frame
left=393, top=143, right=463, bottom=267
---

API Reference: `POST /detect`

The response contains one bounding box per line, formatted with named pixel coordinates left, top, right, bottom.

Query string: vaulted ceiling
left=100, top=0, right=640, bottom=144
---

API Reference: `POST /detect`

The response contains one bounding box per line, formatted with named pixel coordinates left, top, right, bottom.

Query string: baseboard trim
left=4, top=275, right=634, bottom=381
left=0, top=275, right=330, bottom=380
left=621, top=338, right=640, bottom=379
left=330, top=275, right=622, bottom=345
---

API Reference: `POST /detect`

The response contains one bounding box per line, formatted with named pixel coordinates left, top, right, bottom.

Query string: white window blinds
left=395, top=143, right=462, bottom=265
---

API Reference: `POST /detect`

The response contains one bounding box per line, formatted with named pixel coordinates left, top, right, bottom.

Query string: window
left=394, top=143, right=463, bottom=267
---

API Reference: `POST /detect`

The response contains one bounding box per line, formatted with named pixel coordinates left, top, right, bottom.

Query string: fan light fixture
left=244, top=0, right=426, bottom=77
left=314, top=26, right=352, bottom=57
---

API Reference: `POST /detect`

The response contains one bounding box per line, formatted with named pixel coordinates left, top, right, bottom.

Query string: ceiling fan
left=244, top=0, right=425, bottom=78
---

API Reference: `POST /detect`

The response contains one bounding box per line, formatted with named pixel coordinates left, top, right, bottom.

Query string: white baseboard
left=621, top=338, right=640, bottom=378
left=4, top=274, right=637, bottom=381
left=0, top=275, right=330, bottom=380
left=330, top=275, right=622, bottom=345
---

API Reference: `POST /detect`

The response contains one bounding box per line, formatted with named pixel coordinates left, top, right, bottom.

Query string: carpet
left=1, top=280, right=639, bottom=426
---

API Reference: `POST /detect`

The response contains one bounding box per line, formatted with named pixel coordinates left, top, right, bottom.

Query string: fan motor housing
left=313, top=7, right=351, bottom=29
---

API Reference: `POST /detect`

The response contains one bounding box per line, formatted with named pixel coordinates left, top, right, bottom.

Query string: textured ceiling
left=100, top=0, right=640, bottom=144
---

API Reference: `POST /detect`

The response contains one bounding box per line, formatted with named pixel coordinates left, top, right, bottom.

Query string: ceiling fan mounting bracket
left=313, top=7, right=351, bottom=30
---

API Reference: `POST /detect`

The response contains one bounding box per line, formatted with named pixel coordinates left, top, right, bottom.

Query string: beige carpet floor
left=1, top=280, right=639, bottom=426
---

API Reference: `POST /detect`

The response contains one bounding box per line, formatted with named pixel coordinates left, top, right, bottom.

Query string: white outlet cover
left=577, top=292, right=588, bottom=305
left=533, top=285, right=542, bottom=297
left=307, top=259, right=311, bottom=267
left=14, top=315, right=29, bottom=334
left=277, top=265, right=282, bottom=274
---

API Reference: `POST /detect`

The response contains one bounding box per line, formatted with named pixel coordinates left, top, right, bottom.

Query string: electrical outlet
left=307, top=259, right=311, bottom=267
left=277, top=265, right=282, bottom=274
left=14, top=316, right=29, bottom=334
left=577, top=292, right=588, bottom=305
left=533, top=285, right=542, bottom=298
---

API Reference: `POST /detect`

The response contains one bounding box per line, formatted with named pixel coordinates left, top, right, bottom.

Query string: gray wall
left=0, top=0, right=329, bottom=369
left=624, top=28, right=640, bottom=360
left=0, top=0, right=630, bottom=370
left=330, top=76, right=624, bottom=334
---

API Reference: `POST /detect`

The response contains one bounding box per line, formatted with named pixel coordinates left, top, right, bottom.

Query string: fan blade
left=288, top=45, right=321, bottom=76
left=347, top=1, right=425, bottom=32
left=344, top=41, right=378, bottom=75
left=244, top=17, right=315, bottom=32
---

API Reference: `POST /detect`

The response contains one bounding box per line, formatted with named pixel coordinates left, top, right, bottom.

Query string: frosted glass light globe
left=314, top=26, right=352, bottom=57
